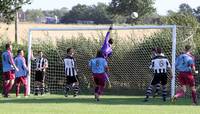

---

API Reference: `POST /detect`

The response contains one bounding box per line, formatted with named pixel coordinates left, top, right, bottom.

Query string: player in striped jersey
left=14, top=49, right=29, bottom=98
left=32, top=51, right=48, bottom=96
left=64, top=48, right=79, bottom=97
left=172, top=45, right=198, bottom=105
left=89, top=50, right=109, bottom=101
left=2, top=43, right=19, bottom=97
left=144, top=48, right=172, bottom=102
left=151, top=48, right=165, bottom=98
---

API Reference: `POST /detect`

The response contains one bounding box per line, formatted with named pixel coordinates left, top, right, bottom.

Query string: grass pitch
left=0, top=94, right=199, bottom=114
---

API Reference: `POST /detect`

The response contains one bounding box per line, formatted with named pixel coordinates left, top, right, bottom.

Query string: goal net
left=27, top=25, right=199, bottom=97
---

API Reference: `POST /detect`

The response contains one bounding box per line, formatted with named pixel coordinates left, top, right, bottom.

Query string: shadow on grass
left=0, top=95, right=196, bottom=106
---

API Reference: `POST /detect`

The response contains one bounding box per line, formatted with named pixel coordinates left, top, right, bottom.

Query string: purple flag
left=101, top=25, right=113, bottom=58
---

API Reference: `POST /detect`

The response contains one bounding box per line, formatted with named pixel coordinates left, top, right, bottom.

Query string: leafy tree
left=68, top=4, right=90, bottom=19
left=43, top=7, right=68, bottom=18
left=0, top=0, right=31, bottom=24
left=161, top=13, right=199, bottom=28
left=90, top=3, right=113, bottom=24
left=108, top=0, right=156, bottom=18
left=61, top=3, right=112, bottom=24
left=167, top=10, right=176, bottom=16
left=193, top=6, right=200, bottom=22
left=179, top=3, right=193, bottom=14
left=25, top=9, right=45, bottom=22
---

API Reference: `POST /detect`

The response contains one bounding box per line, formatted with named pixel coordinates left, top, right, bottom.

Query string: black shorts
left=151, top=73, right=167, bottom=85
left=35, top=71, right=45, bottom=83
left=66, top=75, right=78, bottom=85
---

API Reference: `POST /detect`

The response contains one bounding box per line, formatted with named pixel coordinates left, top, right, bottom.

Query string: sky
left=22, top=0, right=200, bottom=15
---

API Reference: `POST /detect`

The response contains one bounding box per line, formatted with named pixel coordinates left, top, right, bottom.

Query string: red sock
left=2, top=81, right=6, bottom=95
left=5, top=82, right=14, bottom=96
left=176, top=89, right=185, bottom=98
left=192, top=90, right=197, bottom=104
left=4, top=82, right=9, bottom=96
left=16, top=84, right=20, bottom=96
left=24, top=84, right=28, bottom=96
left=98, top=86, right=104, bottom=95
left=7, top=83, right=13, bottom=93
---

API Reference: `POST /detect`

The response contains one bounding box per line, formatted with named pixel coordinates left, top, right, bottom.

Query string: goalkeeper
left=101, top=25, right=113, bottom=59
left=100, top=25, right=113, bottom=88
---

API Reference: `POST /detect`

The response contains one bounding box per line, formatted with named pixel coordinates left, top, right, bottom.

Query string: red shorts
left=2, top=70, right=15, bottom=80
left=178, top=72, right=195, bottom=87
left=15, top=76, right=27, bottom=85
left=93, top=73, right=106, bottom=87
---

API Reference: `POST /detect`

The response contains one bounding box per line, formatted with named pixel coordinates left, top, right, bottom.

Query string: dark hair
left=5, top=43, right=11, bottom=49
left=67, top=48, right=73, bottom=54
left=108, top=38, right=113, bottom=45
left=156, top=47, right=162, bottom=54
left=96, top=50, right=103, bottom=57
left=185, top=45, right=191, bottom=52
left=38, top=51, right=42, bottom=54
left=17, top=49, right=22, bottom=54
left=152, top=48, right=156, bottom=52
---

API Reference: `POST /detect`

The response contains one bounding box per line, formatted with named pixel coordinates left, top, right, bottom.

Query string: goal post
left=27, top=25, right=177, bottom=97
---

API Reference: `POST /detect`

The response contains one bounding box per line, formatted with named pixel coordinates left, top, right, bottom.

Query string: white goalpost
left=27, top=25, right=177, bottom=97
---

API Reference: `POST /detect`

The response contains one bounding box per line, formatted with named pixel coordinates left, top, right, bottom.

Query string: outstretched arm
left=103, top=24, right=113, bottom=44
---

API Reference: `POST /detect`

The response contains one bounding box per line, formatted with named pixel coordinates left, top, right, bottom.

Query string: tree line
left=1, top=0, right=200, bottom=24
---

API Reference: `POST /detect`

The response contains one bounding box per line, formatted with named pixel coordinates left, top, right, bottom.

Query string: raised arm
left=103, top=24, right=113, bottom=45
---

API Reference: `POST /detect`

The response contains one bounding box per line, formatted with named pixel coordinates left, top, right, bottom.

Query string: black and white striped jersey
left=64, top=56, right=77, bottom=76
left=149, top=55, right=171, bottom=73
left=35, top=57, right=48, bottom=72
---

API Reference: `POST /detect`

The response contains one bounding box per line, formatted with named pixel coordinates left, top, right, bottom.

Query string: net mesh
left=29, top=26, right=200, bottom=96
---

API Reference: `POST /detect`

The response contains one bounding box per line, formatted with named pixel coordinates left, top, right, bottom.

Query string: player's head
left=108, top=38, right=113, bottom=45
left=185, top=45, right=191, bottom=52
left=151, top=48, right=157, bottom=57
left=96, top=50, right=103, bottom=57
left=156, top=47, right=162, bottom=54
left=5, top=43, right=12, bottom=51
left=152, top=48, right=156, bottom=52
left=152, top=48, right=157, bottom=53
left=67, top=47, right=75, bottom=56
left=38, top=51, right=43, bottom=58
left=17, top=49, right=24, bottom=56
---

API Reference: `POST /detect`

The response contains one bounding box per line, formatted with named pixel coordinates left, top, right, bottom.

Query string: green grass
left=0, top=94, right=199, bottom=114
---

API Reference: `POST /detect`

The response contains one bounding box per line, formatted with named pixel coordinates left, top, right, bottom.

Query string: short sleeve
left=175, top=56, right=180, bottom=67
left=88, top=60, right=92, bottom=67
left=166, top=59, right=171, bottom=68
left=104, top=59, right=108, bottom=67
left=188, top=58, right=194, bottom=67
left=149, top=60, right=154, bottom=69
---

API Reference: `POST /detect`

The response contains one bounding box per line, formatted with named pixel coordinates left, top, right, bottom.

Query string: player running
left=14, top=49, right=29, bottom=98
left=172, top=45, right=198, bottom=105
left=89, top=50, right=109, bottom=101
left=2, top=43, right=19, bottom=97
